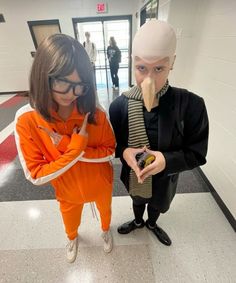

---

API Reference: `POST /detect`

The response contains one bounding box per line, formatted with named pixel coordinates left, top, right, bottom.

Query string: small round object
left=135, top=152, right=155, bottom=169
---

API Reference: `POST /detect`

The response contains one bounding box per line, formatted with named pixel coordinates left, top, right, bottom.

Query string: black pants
left=128, top=174, right=177, bottom=226
left=132, top=196, right=160, bottom=227
left=109, top=63, right=119, bottom=87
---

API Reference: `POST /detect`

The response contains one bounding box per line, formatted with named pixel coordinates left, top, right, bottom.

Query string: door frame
left=72, top=15, right=132, bottom=87
left=140, top=0, right=159, bottom=26
left=28, top=19, right=61, bottom=49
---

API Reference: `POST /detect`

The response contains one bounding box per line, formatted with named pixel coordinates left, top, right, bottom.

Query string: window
left=140, top=0, right=158, bottom=26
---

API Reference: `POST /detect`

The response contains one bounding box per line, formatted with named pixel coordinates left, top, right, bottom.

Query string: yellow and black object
left=135, top=152, right=155, bottom=169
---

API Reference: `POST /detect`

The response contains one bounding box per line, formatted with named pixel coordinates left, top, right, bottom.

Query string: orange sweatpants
left=59, top=189, right=112, bottom=240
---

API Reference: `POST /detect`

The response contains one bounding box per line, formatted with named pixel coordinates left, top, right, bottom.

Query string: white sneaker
left=101, top=230, right=113, bottom=253
left=66, top=236, right=78, bottom=263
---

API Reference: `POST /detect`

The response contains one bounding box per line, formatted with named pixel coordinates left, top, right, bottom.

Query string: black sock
left=133, top=203, right=145, bottom=224
left=147, top=204, right=160, bottom=227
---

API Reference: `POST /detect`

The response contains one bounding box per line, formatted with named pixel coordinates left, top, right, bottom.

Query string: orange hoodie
left=14, top=104, right=116, bottom=204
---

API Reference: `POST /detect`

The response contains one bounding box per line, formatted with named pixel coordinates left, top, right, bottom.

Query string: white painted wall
left=0, top=0, right=137, bottom=92
left=162, top=0, right=236, bottom=219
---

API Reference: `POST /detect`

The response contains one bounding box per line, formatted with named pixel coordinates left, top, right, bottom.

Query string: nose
left=143, top=73, right=155, bottom=84
left=66, top=85, right=75, bottom=97
left=147, top=70, right=156, bottom=79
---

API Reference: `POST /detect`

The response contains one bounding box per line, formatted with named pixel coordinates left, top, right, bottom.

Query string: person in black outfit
left=107, top=37, right=121, bottom=90
left=109, top=20, right=209, bottom=246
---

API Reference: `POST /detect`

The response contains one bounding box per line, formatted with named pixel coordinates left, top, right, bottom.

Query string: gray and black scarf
left=123, top=81, right=169, bottom=198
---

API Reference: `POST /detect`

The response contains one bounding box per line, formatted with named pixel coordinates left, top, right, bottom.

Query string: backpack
left=83, top=41, right=95, bottom=50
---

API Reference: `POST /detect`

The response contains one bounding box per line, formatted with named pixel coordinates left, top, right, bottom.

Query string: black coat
left=109, top=86, right=209, bottom=212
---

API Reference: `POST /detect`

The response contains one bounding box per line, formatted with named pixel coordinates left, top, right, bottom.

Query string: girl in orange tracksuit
left=14, top=34, right=116, bottom=263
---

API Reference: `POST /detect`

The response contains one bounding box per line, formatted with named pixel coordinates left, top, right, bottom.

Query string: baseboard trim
left=0, top=91, right=28, bottom=95
left=197, top=167, right=236, bottom=232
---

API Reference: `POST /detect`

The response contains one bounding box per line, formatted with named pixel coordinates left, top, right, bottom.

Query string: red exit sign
left=97, top=3, right=107, bottom=13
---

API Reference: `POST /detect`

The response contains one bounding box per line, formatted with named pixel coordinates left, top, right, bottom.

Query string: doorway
left=140, top=0, right=159, bottom=26
left=72, top=15, right=132, bottom=92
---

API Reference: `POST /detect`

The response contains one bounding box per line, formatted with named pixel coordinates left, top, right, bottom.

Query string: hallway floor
left=0, top=92, right=235, bottom=283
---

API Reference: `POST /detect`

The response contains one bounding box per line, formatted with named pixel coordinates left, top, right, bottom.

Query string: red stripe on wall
left=0, top=135, right=18, bottom=169
left=0, top=95, right=26, bottom=108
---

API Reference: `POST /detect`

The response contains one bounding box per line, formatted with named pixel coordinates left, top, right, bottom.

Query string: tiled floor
left=0, top=92, right=235, bottom=283
left=0, top=195, right=235, bottom=283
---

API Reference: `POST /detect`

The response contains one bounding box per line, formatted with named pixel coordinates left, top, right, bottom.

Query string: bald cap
left=132, top=20, right=176, bottom=63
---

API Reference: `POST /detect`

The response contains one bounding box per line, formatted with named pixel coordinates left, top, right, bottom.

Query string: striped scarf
left=123, top=81, right=169, bottom=198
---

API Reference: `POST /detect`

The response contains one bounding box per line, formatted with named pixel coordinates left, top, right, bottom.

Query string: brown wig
left=29, top=33, right=96, bottom=124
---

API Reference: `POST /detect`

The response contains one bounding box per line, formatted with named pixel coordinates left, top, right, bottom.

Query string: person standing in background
left=107, top=37, right=121, bottom=90
left=83, top=32, right=97, bottom=85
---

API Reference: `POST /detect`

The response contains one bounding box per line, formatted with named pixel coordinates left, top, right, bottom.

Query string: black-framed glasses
left=50, top=77, right=90, bottom=96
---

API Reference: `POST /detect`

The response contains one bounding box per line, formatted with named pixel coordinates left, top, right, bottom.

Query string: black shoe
left=145, top=221, right=172, bottom=246
left=117, top=219, right=145, bottom=234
